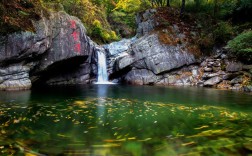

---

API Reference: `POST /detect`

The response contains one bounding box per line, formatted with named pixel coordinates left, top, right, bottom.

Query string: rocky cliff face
left=0, top=11, right=98, bottom=90
left=105, top=9, right=252, bottom=91
left=106, top=9, right=199, bottom=85
left=0, top=9, right=251, bottom=92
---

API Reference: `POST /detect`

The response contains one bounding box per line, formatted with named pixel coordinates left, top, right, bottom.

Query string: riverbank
left=0, top=8, right=251, bottom=92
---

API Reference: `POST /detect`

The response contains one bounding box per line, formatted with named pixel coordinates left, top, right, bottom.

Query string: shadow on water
left=24, top=84, right=252, bottom=108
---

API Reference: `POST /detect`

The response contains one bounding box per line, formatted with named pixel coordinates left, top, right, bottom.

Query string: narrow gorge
left=0, top=9, right=251, bottom=92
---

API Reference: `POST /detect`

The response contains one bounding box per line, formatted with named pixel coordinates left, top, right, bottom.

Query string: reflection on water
left=97, top=85, right=108, bottom=127
left=0, top=85, right=252, bottom=155
left=0, top=90, right=31, bottom=104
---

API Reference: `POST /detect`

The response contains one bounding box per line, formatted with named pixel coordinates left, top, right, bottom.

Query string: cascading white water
left=97, top=51, right=108, bottom=82
left=96, top=37, right=136, bottom=84
left=96, top=50, right=114, bottom=84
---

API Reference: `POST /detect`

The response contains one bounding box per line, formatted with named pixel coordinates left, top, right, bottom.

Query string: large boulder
left=0, top=11, right=97, bottom=90
left=226, top=61, right=243, bottom=72
left=111, top=34, right=197, bottom=84
left=204, top=76, right=222, bottom=86
left=130, top=34, right=196, bottom=74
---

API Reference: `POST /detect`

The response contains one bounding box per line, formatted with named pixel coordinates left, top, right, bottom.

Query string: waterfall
left=96, top=50, right=114, bottom=84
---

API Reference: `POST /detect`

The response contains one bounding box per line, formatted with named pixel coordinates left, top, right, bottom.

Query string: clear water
left=0, top=85, right=252, bottom=156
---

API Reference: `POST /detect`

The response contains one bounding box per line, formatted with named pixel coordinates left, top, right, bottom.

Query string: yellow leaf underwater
left=194, top=125, right=209, bottom=130
left=74, top=101, right=85, bottom=105
left=92, top=143, right=121, bottom=148
left=182, top=141, right=196, bottom=146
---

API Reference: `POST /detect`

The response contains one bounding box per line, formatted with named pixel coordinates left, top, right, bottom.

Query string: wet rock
left=167, top=75, right=177, bottom=84
left=231, top=84, right=242, bottom=90
left=124, top=69, right=158, bottom=85
left=204, top=76, right=222, bottom=86
left=217, top=80, right=231, bottom=90
left=243, top=85, right=252, bottom=92
left=0, top=65, right=31, bottom=90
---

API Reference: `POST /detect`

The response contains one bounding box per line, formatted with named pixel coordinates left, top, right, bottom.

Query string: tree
left=167, top=0, right=170, bottom=7
left=180, top=0, right=185, bottom=17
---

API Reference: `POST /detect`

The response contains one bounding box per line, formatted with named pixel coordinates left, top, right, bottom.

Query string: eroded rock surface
left=0, top=11, right=97, bottom=90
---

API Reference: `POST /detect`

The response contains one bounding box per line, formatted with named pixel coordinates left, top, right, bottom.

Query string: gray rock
left=0, top=65, right=31, bottom=90
left=167, top=75, right=177, bottom=84
left=114, top=34, right=197, bottom=85
left=222, top=73, right=240, bottom=80
left=231, top=84, right=242, bottom=90
left=104, top=37, right=136, bottom=56
left=204, top=76, right=222, bottom=86
left=0, top=11, right=98, bottom=90
left=192, top=68, right=199, bottom=77
left=124, top=69, right=158, bottom=85
left=243, top=85, right=252, bottom=92
left=243, top=65, right=252, bottom=70
left=131, top=34, right=196, bottom=74
left=204, top=67, right=213, bottom=72
left=202, top=73, right=220, bottom=79
left=136, top=9, right=157, bottom=37
left=226, top=62, right=243, bottom=72
left=230, top=77, right=243, bottom=84
left=213, top=67, right=221, bottom=72
left=221, top=54, right=228, bottom=59
left=116, top=55, right=135, bottom=70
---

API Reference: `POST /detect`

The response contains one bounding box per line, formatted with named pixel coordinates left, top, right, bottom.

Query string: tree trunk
left=213, top=0, right=218, bottom=17
left=167, top=0, right=170, bottom=7
left=180, top=0, right=185, bottom=17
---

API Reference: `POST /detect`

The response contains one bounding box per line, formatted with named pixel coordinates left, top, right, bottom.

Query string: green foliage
left=91, top=19, right=119, bottom=43
left=227, top=31, right=252, bottom=61
left=198, top=34, right=215, bottom=51
left=213, top=22, right=234, bottom=43
left=115, top=0, right=142, bottom=13
left=0, top=0, right=46, bottom=35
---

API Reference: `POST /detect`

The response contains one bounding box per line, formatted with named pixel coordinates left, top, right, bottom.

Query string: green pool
left=0, top=85, right=252, bottom=156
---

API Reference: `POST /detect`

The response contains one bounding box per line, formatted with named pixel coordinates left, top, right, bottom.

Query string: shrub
left=227, top=31, right=252, bottom=62
left=198, top=34, right=214, bottom=51
left=91, top=19, right=119, bottom=43
left=91, top=20, right=103, bottom=38
left=213, top=22, right=234, bottom=44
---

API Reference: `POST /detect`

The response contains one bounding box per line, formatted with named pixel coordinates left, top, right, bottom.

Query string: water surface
left=0, top=85, right=252, bottom=155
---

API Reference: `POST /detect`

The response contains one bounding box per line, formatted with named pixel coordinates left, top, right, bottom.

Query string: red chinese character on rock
left=74, top=43, right=81, bottom=54
left=70, top=20, right=76, bottom=29
left=71, top=31, right=79, bottom=41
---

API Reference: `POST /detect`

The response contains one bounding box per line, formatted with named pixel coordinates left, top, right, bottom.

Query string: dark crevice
left=109, top=66, right=132, bottom=80
left=31, top=56, right=88, bottom=88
